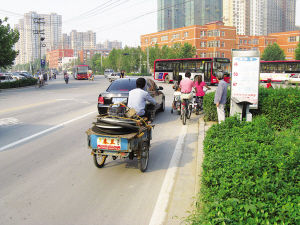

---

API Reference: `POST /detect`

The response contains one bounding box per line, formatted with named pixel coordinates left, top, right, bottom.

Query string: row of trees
left=89, top=43, right=196, bottom=74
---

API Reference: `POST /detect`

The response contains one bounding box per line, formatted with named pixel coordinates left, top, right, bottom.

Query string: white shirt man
left=127, top=78, right=156, bottom=116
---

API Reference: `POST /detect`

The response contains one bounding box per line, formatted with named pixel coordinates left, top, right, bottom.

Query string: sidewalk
left=164, top=116, right=215, bottom=225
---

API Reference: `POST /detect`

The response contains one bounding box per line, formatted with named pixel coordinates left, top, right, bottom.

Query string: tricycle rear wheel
left=138, top=142, right=149, bottom=172
left=93, top=154, right=107, bottom=168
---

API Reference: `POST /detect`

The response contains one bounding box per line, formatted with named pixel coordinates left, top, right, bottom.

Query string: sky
left=1, top=0, right=300, bottom=47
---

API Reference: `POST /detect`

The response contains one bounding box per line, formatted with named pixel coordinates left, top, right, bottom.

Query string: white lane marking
left=149, top=125, right=188, bottom=225
left=0, top=111, right=97, bottom=152
left=0, top=118, right=21, bottom=127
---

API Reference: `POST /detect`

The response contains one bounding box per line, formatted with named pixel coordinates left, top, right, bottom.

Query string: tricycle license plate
left=97, top=137, right=121, bottom=150
left=112, top=97, right=127, bottom=104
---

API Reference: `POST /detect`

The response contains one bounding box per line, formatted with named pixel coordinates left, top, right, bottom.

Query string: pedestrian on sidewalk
left=214, top=71, right=228, bottom=124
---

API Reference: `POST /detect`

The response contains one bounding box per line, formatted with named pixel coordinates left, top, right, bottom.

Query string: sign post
left=230, top=50, right=260, bottom=121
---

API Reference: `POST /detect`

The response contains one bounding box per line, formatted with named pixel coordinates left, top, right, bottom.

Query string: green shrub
left=203, top=90, right=231, bottom=122
left=203, top=87, right=300, bottom=130
left=250, top=87, right=300, bottom=130
left=189, top=116, right=300, bottom=224
left=126, top=73, right=152, bottom=76
left=0, top=78, right=37, bottom=89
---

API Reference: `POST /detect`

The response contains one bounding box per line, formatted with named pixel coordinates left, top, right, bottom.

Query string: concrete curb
left=195, top=118, right=216, bottom=197
left=195, top=117, right=205, bottom=196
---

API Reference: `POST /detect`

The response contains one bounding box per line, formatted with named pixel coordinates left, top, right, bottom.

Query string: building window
left=221, top=42, right=225, bottom=47
left=288, top=36, right=297, bottom=42
left=222, top=31, right=225, bottom=36
left=145, top=39, right=148, bottom=44
left=161, top=35, right=168, bottom=41
left=200, top=42, right=206, bottom=47
left=184, top=32, right=189, bottom=37
left=213, top=30, right=220, bottom=36
left=221, top=52, right=225, bottom=58
left=239, top=40, right=243, bottom=44
left=200, top=31, right=206, bottom=37
left=151, top=37, right=158, bottom=43
left=172, top=33, right=180, bottom=39
left=244, top=40, right=247, bottom=44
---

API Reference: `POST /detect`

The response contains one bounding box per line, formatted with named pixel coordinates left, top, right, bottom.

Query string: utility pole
left=33, top=17, right=45, bottom=75
left=147, top=46, right=149, bottom=75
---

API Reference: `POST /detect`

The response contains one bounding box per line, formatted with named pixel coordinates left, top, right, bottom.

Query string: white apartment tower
left=223, top=0, right=296, bottom=36
left=223, top=0, right=249, bottom=35
left=14, top=12, right=62, bottom=65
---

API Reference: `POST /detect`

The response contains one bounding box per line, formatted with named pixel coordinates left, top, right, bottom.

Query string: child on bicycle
left=171, top=75, right=182, bottom=113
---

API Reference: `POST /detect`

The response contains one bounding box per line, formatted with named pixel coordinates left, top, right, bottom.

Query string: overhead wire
left=64, top=0, right=123, bottom=24
left=93, top=0, right=194, bottom=33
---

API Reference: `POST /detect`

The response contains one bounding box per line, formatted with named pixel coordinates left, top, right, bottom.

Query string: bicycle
left=35, top=79, right=44, bottom=88
left=180, top=94, right=192, bottom=125
left=194, top=96, right=203, bottom=115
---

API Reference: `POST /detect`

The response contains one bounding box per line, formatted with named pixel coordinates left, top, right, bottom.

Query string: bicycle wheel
left=182, top=107, right=186, bottom=125
left=187, top=104, right=192, bottom=119
left=138, top=141, right=149, bottom=172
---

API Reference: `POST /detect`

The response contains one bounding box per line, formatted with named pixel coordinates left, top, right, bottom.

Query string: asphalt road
left=0, top=75, right=202, bottom=225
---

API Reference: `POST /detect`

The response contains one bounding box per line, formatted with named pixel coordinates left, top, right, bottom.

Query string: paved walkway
left=164, top=117, right=215, bottom=224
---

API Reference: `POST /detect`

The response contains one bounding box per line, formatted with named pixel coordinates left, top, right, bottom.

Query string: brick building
left=141, top=21, right=300, bottom=60
left=46, top=49, right=74, bottom=69
left=78, top=49, right=110, bottom=64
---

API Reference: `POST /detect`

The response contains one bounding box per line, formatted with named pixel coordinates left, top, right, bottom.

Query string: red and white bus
left=260, top=60, right=300, bottom=83
left=153, top=58, right=231, bottom=84
left=73, top=65, right=91, bottom=80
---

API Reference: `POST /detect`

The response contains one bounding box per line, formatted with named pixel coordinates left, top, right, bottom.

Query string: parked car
left=19, top=72, right=33, bottom=79
left=98, top=78, right=165, bottom=120
left=0, top=73, right=17, bottom=83
left=11, top=72, right=25, bottom=80
left=104, top=69, right=114, bottom=78
left=288, top=74, right=300, bottom=85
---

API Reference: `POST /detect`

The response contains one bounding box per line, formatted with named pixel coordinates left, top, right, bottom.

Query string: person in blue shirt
left=128, top=78, right=156, bottom=121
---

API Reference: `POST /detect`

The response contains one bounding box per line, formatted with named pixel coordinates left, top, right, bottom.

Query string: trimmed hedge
left=0, top=78, right=37, bottom=89
left=188, top=116, right=300, bottom=224
left=203, top=87, right=300, bottom=130
left=126, top=73, right=152, bottom=76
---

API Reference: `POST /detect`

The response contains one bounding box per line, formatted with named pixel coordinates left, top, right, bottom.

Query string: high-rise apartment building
left=14, top=11, right=62, bottom=65
left=69, top=30, right=96, bottom=55
left=61, top=33, right=71, bottom=49
left=223, top=0, right=296, bottom=36
left=103, top=40, right=122, bottom=50
left=157, top=0, right=223, bottom=31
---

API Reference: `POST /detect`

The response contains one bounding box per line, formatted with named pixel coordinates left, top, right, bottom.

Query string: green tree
left=178, top=43, right=196, bottom=58
left=261, top=42, right=285, bottom=61
left=295, top=41, right=300, bottom=60
left=0, top=18, right=19, bottom=69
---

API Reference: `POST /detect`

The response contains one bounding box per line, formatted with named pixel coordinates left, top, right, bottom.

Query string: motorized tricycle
left=86, top=104, right=153, bottom=172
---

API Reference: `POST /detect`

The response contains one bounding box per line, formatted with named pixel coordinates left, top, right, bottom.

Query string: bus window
left=195, top=61, right=204, bottom=73
left=277, top=63, right=284, bottom=73
left=204, top=62, right=212, bottom=82
left=183, top=61, right=197, bottom=72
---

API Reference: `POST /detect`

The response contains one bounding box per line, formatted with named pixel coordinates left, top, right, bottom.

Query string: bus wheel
left=164, top=75, right=170, bottom=83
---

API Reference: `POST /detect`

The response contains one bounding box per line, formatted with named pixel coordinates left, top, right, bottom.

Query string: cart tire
left=138, top=142, right=149, bottom=172
left=93, top=154, right=107, bottom=168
